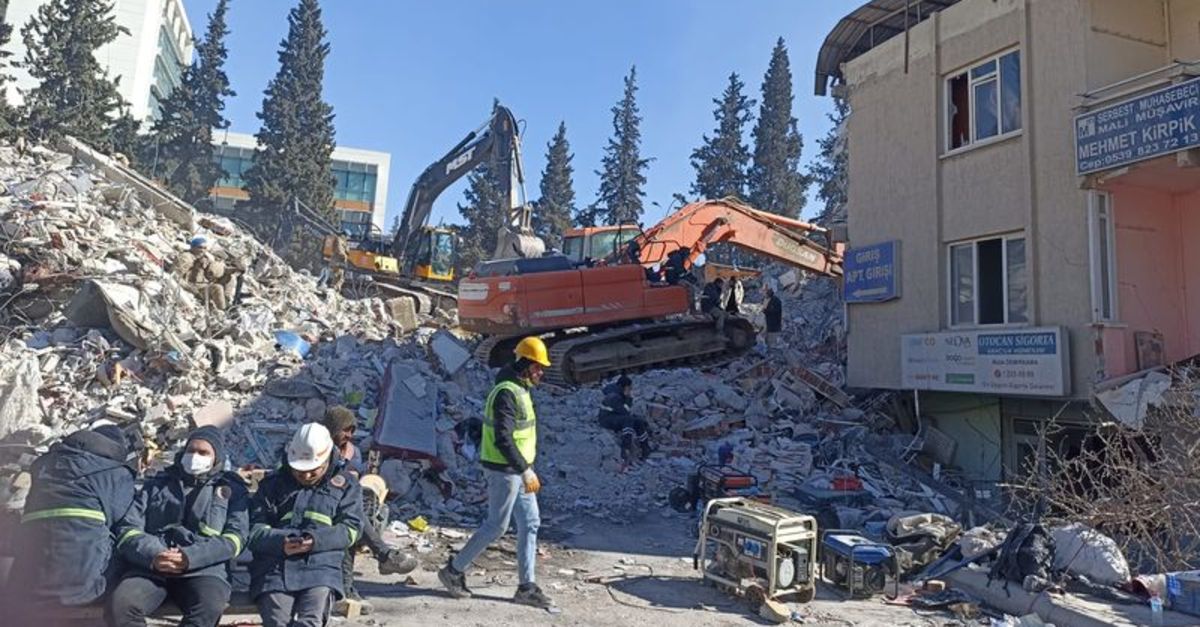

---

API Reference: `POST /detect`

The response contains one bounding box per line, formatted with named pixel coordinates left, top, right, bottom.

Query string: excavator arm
left=630, top=198, right=843, bottom=278
left=391, top=103, right=542, bottom=273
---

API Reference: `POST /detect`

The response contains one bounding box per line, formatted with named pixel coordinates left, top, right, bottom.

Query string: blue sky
left=185, top=0, right=860, bottom=227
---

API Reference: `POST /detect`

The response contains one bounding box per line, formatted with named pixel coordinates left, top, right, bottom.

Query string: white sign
left=901, top=327, right=1070, bottom=397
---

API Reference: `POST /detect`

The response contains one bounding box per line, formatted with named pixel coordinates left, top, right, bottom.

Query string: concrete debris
left=430, top=330, right=470, bottom=375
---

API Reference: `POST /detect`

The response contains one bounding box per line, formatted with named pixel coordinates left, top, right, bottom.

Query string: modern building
left=818, top=0, right=1200, bottom=483
left=210, top=130, right=391, bottom=236
left=2, top=0, right=194, bottom=124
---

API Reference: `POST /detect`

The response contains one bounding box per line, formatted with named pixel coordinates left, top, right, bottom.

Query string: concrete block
left=386, top=297, right=419, bottom=333
left=193, top=400, right=234, bottom=429
left=431, top=331, right=470, bottom=375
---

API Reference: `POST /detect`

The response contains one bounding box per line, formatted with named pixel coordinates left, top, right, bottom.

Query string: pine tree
left=748, top=38, right=809, bottom=218
left=808, top=97, right=850, bottom=225
left=690, top=72, right=754, bottom=201
left=145, top=0, right=234, bottom=206
left=593, top=66, right=651, bottom=226
left=533, top=121, right=576, bottom=249
left=243, top=0, right=335, bottom=221
left=20, top=0, right=129, bottom=150
left=456, top=155, right=507, bottom=272
left=0, top=0, right=19, bottom=139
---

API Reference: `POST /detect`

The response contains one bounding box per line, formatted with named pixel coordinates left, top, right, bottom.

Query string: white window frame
left=1088, top=190, right=1119, bottom=323
left=945, top=48, right=1022, bottom=153
left=947, top=232, right=1029, bottom=328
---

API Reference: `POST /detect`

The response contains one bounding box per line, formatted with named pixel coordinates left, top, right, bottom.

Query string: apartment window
left=947, top=50, right=1022, bottom=150
left=949, top=233, right=1028, bottom=326
left=1089, top=191, right=1118, bottom=322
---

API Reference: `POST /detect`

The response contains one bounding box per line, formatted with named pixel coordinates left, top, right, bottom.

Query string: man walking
left=439, top=337, right=554, bottom=609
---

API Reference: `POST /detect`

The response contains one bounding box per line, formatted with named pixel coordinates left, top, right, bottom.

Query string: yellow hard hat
left=514, top=336, right=551, bottom=367
left=359, top=473, right=388, bottom=506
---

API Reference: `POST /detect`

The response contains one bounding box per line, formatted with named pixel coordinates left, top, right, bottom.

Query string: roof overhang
left=814, top=0, right=962, bottom=96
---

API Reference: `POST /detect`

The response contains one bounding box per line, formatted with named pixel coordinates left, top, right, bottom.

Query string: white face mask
left=181, top=452, right=214, bottom=475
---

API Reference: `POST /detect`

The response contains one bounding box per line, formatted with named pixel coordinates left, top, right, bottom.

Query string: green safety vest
left=480, top=380, right=536, bottom=466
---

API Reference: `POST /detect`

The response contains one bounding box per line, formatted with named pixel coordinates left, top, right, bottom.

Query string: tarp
left=1094, top=371, right=1171, bottom=430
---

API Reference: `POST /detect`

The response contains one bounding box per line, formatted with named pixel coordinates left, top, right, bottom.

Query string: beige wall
left=843, top=0, right=1183, bottom=397
left=1170, top=0, right=1200, bottom=59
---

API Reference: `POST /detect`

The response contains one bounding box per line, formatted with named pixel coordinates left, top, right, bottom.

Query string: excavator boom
left=459, top=199, right=843, bottom=385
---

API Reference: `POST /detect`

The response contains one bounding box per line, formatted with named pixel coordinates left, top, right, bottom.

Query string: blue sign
left=844, top=241, right=900, bottom=303
left=1076, top=76, right=1200, bottom=175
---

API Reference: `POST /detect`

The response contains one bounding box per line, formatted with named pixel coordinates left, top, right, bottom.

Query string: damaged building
left=817, top=0, right=1200, bottom=483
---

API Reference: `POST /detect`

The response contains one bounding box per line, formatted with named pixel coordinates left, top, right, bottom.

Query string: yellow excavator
left=319, top=102, right=542, bottom=309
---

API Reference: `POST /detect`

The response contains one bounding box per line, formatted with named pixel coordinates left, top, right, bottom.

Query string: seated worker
left=597, top=376, right=652, bottom=464
left=108, top=426, right=249, bottom=627
left=320, top=407, right=417, bottom=610
left=7, top=424, right=139, bottom=621
left=700, top=278, right=728, bottom=333
left=174, top=237, right=238, bottom=311
left=249, top=423, right=363, bottom=627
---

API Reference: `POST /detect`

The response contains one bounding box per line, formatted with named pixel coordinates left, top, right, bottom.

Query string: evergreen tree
left=0, top=0, right=19, bottom=139
left=593, top=66, right=650, bottom=225
left=456, top=155, right=506, bottom=272
left=808, top=97, right=850, bottom=224
left=20, top=0, right=129, bottom=150
left=533, top=121, right=575, bottom=249
left=146, top=0, right=234, bottom=205
left=748, top=38, right=809, bottom=218
left=243, top=0, right=335, bottom=221
left=690, top=72, right=754, bottom=200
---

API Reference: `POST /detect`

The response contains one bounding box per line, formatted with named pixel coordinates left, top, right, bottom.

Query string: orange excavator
left=457, top=198, right=844, bottom=386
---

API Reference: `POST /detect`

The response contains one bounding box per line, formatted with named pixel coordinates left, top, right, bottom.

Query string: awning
left=815, top=0, right=962, bottom=96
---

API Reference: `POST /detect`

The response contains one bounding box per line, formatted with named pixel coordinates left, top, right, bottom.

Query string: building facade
left=2, top=0, right=194, bottom=124
left=819, top=0, right=1200, bottom=482
left=210, top=131, right=391, bottom=236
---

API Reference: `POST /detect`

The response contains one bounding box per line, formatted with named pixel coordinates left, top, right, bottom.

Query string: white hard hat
left=287, top=423, right=333, bottom=472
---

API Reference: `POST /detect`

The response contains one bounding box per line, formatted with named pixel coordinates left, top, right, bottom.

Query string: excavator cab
left=408, top=226, right=456, bottom=282
left=562, top=225, right=642, bottom=265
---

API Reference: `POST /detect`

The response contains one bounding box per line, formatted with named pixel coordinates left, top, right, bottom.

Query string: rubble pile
left=0, top=143, right=447, bottom=484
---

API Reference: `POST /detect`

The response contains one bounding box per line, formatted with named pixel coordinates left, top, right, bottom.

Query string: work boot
left=438, top=562, right=472, bottom=599
left=513, top=583, right=555, bottom=609
left=379, top=550, right=419, bottom=576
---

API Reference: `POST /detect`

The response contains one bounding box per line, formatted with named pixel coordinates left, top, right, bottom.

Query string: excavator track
left=476, top=318, right=758, bottom=387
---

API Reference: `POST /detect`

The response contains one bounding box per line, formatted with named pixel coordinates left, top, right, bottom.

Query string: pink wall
left=1106, top=184, right=1200, bottom=375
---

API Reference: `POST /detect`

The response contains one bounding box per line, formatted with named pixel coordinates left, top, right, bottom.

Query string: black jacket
left=115, top=462, right=249, bottom=585
left=598, top=382, right=632, bottom=420
left=13, top=429, right=137, bottom=606
left=248, top=455, right=364, bottom=599
left=765, top=295, right=783, bottom=332
left=481, top=367, right=533, bottom=475
left=700, top=283, right=723, bottom=313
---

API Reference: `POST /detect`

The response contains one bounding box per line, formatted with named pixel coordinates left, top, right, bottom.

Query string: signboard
left=902, top=327, right=1069, bottom=397
left=843, top=240, right=900, bottom=303
left=1076, top=76, right=1200, bottom=175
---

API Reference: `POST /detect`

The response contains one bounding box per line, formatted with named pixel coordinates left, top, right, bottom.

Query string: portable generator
left=820, top=530, right=899, bottom=599
left=669, top=465, right=768, bottom=513
left=694, top=498, right=818, bottom=603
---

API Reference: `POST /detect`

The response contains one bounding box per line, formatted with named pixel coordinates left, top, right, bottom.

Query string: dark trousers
left=341, top=503, right=390, bottom=594
left=257, top=587, right=332, bottom=627
left=107, top=574, right=230, bottom=627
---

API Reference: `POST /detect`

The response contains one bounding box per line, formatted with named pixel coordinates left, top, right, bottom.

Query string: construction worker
left=597, top=375, right=652, bottom=464
left=701, top=277, right=728, bottom=333
left=174, top=237, right=236, bottom=310
left=328, top=234, right=348, bottom=292
left=7, top=424, right=139, bottom=618
left=108, top=426, right=249, bottom=627
left=439, top=336, right=554, bottom=610
left=249, top=423, right=364, bottom=627
left=320, top=407, right=417, bottom=609
left=763, top=286, right=783, bottom=350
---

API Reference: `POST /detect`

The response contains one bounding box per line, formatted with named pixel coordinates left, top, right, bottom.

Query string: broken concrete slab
left=430, top=331, right=470, bottom=375
left=193, top=400, right=234, bottom=429
left=374, top=361, right=439, bottom=461
left=0, top=350, right=44, bottom=440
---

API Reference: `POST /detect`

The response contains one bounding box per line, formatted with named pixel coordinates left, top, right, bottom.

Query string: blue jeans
left=451, top=469, right=540, bottom=585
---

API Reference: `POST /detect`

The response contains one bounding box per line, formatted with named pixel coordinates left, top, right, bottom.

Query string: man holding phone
left=249, top=423, right=364, bottom=627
